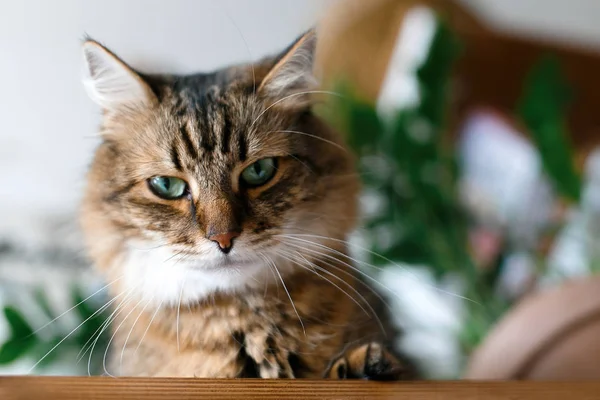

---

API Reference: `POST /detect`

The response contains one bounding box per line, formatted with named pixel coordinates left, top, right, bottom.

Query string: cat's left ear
left=258, top=30, right=317, bottom=106
left=82, top=39, right=157, bottom=113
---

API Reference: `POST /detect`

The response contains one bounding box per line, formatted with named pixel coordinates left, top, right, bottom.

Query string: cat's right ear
left=82, top=39, right=156, bottom=112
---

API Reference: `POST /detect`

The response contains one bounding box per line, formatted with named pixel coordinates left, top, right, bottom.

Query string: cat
left=80, top=29, right=417, bottom=379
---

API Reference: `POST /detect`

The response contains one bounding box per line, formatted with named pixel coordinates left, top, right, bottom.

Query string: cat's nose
left=208, top=231, right=240, bottom=254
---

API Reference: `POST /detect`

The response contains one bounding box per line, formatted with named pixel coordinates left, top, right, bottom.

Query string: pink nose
left=208, top=231, right=240, bottom=253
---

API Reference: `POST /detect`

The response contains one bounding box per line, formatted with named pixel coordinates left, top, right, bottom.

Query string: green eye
left=240, top=158, right=277, bottom=187
left=148, top=176, right=188, bottom=199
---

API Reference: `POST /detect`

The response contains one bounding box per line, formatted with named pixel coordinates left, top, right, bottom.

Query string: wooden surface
left=2, top=378, right=600, bottom=400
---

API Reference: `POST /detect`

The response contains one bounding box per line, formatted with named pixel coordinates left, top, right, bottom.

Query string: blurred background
left=2, top=0, right=600, bottom=379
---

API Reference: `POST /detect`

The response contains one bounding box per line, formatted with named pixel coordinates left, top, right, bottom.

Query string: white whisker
left=133, top=299, right=164, bottom=357
left=287, top=245, right=392, bottom=313
left=177, top=269, right=189, bottom=353
left=103, top=297, right=146, bottom=377
left=265, top=254, right=305, bottom=336
left=85, top=288, right=137, bottom=376
left=119, top=297, right=153, bottom=372
left=27, top=290, right=124, bottom=373
left=277, top=249, right=386, bottom=334
left=76, top=293, right=124, bottom=363
left=77, top=288, right=133, bottom=364
left=250, top=90, right=342, bottom=130
left=258, top=252, right=279, bottom=298
left=269, top=130, right=347, bottom=153
left=31, top=276, right=122, bottom=336
left=279, top=233, right=481, bottom=306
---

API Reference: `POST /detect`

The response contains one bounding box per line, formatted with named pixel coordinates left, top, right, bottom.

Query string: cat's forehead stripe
left=237, top=131, right=248, bottom=162
left=220, top=104, right=232, bottom=155
left=179, top=123, right=199, bottom=161
left=169, top=82, right=250, bottom=164
left=197, top=103, right=216, bottom=153
left=170, top=144, right=183, bottom=172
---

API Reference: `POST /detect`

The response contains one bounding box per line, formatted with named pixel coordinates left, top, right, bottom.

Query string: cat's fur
left=80, top=31, right=415, bottom=379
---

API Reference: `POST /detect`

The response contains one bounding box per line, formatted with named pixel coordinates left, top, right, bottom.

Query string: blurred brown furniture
left=317, top=0, right=600, bottom=166
left=465, top=276, right=600, bottom=380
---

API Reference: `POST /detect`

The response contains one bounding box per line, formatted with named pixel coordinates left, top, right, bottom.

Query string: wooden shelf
left=2, top=378, right=600, bottom=400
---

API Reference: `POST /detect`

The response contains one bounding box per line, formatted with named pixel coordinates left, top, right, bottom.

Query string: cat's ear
left=258, top=30, right=317, bottom=105
left=82, top=39, right=156, bottom=112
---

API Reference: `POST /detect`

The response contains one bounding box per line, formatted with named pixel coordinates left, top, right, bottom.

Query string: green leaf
left=0, top=336, right=36, bottom=365
left=4, top=307, right=34, bottom=339
left=416, top=18, right=462, bottom=130
left=518, top=56, right=581, bottom=201
left=346, top=101, right=384, bottom=152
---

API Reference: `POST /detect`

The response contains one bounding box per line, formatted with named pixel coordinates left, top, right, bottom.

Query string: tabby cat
left=80, top=30, right=416, bottom=379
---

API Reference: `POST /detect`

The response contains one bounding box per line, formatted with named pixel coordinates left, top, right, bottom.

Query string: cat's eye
left=148, top=176, right=188, bottom=199
left=240, top=158, right=277, bottom=188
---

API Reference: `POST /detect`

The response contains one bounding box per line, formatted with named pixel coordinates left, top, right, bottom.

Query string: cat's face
left=81, top=32, right=359, bottom=306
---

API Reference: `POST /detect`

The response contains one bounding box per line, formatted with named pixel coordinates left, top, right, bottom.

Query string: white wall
left=459, top=0, right=600, bottom=51
left=0, top=0, right=335, bottom=218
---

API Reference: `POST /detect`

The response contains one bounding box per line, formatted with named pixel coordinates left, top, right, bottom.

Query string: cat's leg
left=324, top=342, right=412, bottom=380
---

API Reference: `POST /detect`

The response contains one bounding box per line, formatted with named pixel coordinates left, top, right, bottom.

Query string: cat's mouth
left=184, top=255, right=261, bottom=271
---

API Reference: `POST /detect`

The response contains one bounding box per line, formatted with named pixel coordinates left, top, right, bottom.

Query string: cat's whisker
left=280, top=237, right=424, bottom=307
left=276, top=249, right=385, bottom=334
left=103, top=296, right=147, bottom=377
left=87, top=288, right=139, bottom=376
left=27, top=289, right=126, bottom=374
left=119, top=297, right=153, bottom=373
left=128, top=241, right=171, bottom=252
left=283, top=248, right=386, bottom=333
left=81, top=288, right=137, bottom=365
left=282, top=243, right=394, bottom=315
left=250, top=90, right=342, bottom=130
left=269, top=130, right=347, bottom=153
left=295, top=211, right=357, bottom=221
left=76, top=289, right=131, bottom=363
left=30, top=275, right=123, bottom=336
left=258, top=252, right=280, bottom=298
left=264, top=254, right=306, bottom=337
left=262, top=258, right=270, bottom=298
left=177, top=270, right=189, bottom=353
left=164, top=249, right=190, bottom=264
left=279, top=233, right=481, bottom=306
left=133, top=299, right=165, bottom=357
left=282, top=151, right=313, bottom=173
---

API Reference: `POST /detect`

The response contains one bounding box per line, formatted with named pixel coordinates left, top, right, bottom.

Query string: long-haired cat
left=80, top=30, right=416, bottom=379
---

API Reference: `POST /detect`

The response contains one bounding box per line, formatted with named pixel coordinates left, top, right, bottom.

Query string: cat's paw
left=324, top=342, right=411, bottom=380
left=242, top=330, right=295, bottom=379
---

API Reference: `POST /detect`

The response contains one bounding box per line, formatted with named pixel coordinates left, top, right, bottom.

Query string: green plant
left=324, top=16, right=584, bottom=375
left=0, top=286, right=109, bottom=374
